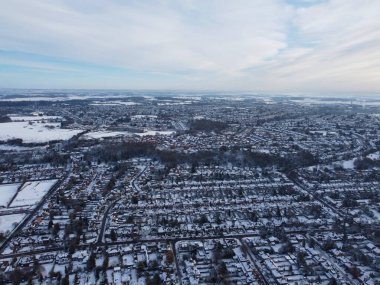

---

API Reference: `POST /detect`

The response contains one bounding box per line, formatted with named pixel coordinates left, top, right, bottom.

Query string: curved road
left=0, top=171, right=70, bottom=253
left=95, top=165, right=148, bottom=244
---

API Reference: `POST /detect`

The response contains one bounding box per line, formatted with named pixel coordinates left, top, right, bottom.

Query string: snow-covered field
left=0, top=121, right=82, bottom=143
left=368, top=151, right=380, bottom=160
left=90, top=101, right=140, bottom=106
left=290, top=98, right=380, bottom=106
left=342, top=158, right=356, bottom=169
left=0, top=144, right=42, bottom=151
left=0, top=213, right=26, bottom=234
left=135, top=130, right=175, bottom=136
left=131, top=115, right=157, bottom=119
left=157, top=101, right=192, bottom=105
left=0, top=97, right=68, bottom=102
left=84, top=131, right=130, bottom=139
left=83, top=130, right=175, bottom=139
left=10, top=180, right=57, bottom=207
left=0, top=183, right=21, bottom=207
left=10, top=115, right=61, bottom=122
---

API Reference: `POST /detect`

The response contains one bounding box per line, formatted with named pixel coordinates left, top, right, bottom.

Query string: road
left=239, top=238, right=270, bottom=285
left=0, top=159, right=371, bottom=285
left=130, top=165, right=148, bottom=192
left=95, top=165, right=148, bottom=244
left=306, top=233, right=360, bottom=285
left=0, top=228, right=332, bottom=259
left=290, top=177, right=378, bottom=239
left=96, top=200, right=118, bottom=244
left=291, top=179, right=347, bottom=217
left=171, top=241, right=182, bottom=285
left=0, top=171, right=70, bottom=253
left=0, top=164, right=149, bottom=256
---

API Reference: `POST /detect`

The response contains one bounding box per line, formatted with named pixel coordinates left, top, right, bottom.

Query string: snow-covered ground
left=342, top=158, right=356, bottom=169
left=131, top=115, right=158, bottom=119
left=9, top=115, right=61, bottom=122
left=83, top=130, right=175, bottom=139
left=0, top=213, right=26, bottom=234
left=368, top=151, right=380, bottom=160
left=90, top=100, right=140, bottom=106
left=135, top=130, right=175, bottom=136
left=371, top=209, right=380, bottom=221
left=308, top=130, right=338, bottom=136
left=173, top=96, right=202, bottom=100
left=84, top=131, right=130, bottom=139
left=157, top=101, right=192, bottom=105
left=0, top=183, right=21, bottom=207
left=0, top=93, right=146, bottom=102
left=290, top=98, right=380, bottom=106
left=89, top=102, right=121, bottom=106
left=0, top=121, right=82, bottom=143
left=0, top=144, right=44, bottom=151
left=10, top=180, right=57, bottom=207
left=0, top=97, right=68, bottom=102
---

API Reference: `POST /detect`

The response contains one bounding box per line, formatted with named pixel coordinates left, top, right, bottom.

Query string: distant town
left=0, top=90, right=379, bottom=285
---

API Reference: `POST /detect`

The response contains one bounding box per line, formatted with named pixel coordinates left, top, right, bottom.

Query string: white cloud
left=0, top=1, right=290, bottom=71
left=0, top=0, right=379, bottom=93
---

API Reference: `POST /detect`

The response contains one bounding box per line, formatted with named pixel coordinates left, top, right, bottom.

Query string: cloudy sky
left=0, top=0, right=379, bottom=94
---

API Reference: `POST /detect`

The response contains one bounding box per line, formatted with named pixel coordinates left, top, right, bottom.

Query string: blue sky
left=0, top=0, right=379, bottom=94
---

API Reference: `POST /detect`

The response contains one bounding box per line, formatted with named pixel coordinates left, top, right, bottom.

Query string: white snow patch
left=342, top=159, right=356, bottom=169
left=90, top=101, right=140, bottom=106
left=368, top=151, right=380, bottom=160
left=84, top=131, right=130, bottom=139
left=0, top=213, right=26, bottom=233
left=371, top=210, right=380, bottom=221
left=83, top=129, right=174, bottom=139
left=0, top=121, right=82, bottom=143
left=0, top=183, right=21, bottom=207
left=134, top=130, right=175, bottom=137
left=131, top=115, right=157, bottom=119
left=10, top=115, right=61, bottom=122
left=10, top=180, right=57, bottom=207
left=0, top=144, right=42, bottom=151
left=157, top=101, right=192, bottom=105
left=113, top=101, right=141, bottom=106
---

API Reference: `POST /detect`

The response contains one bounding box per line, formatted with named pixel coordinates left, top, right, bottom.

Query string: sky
left=0, top=0, right=379, bottom=94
